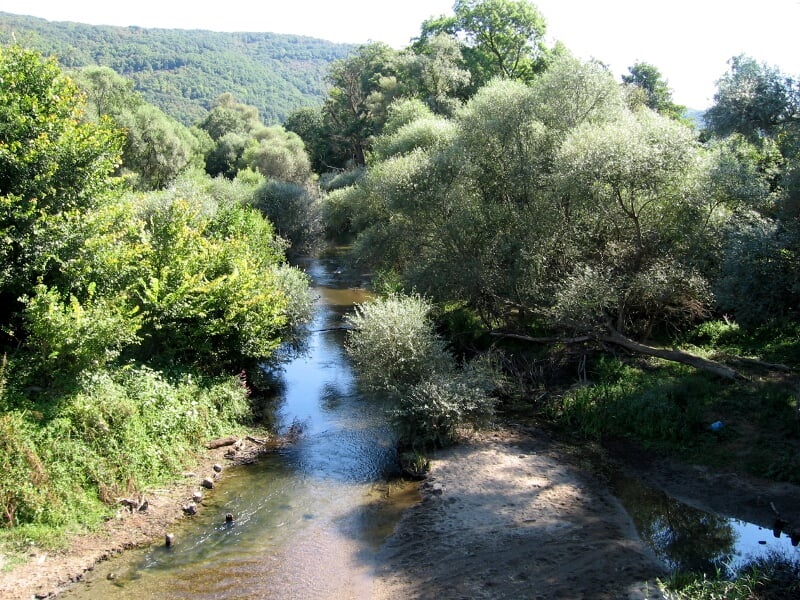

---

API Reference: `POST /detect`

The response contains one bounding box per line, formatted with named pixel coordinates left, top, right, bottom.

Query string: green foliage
left=323, top=42, right=400, bottom=166
left=398, top=34, right=471, bottom=115
left=345, top=294, right=451, bottom=392
left=556, top=357, right=709, bottom=443
left=284, top=105, right=329, bottom=172
left=394, top=372, right=496, bottom=450
left=23, top=285, right=141, bottom=381
left=0, top=14, right=352, bottom=126
left=372, top=116, right=456, bottom=161
left=346, top=293, right=497, bottom=449
left=664, top=553, right=800, bottom=600
left=117, top=103, right=200, bottom=189
left=622, top=61, right=686, bottom=120
left=133, top=192, right=311, bottom=369
left=705, top=55, right=798, bottom=146
left=242, top=125, right=313, bottom=184
left=0, top=45, right=123, bottom=305
left=715, top=212, right=799, bottom=326
left=419, top=0, right=548, bottom=87
left=252, top=180, right=322, bottom=255
left=0, top=367, right=250, bottom=533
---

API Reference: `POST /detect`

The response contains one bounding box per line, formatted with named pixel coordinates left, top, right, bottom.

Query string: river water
left=60, top=256, right=799, bottom=598
left=64, top=255, right=418, bottom=599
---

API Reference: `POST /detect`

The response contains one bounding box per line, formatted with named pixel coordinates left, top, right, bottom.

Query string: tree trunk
left=490, top=329, right=743, bottom=380
left=596, top=330, right=742, bottom=380
left=205, top=436, right=239, bottom=449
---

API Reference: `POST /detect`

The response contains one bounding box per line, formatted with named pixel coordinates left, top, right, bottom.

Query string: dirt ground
left=372, top=426, right=667, bottom=600
left=2, top=425, right=799, bottom=599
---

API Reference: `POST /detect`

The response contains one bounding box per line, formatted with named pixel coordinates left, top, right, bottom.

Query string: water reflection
left=612, top=474, right=800, bottom=577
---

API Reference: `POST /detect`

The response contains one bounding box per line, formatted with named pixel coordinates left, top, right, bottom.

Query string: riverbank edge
left=0, top=435, right=274, bottom=600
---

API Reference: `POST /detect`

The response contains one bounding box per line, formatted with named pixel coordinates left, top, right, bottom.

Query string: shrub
left=23, top=285, right=141, bottom=381
left=345, top=294, right=451, bottom=392
left=393, top=372, right=496, bottom=450
left=253, top=180, right=323, bottom=255
left=346, top=293, right=498, bottom=449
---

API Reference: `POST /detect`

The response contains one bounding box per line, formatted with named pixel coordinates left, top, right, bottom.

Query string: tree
left=71, top=65, right=142, bottom=120
left=704, top=56, right=800, bottom=326
left=553, top=109, right=714, bottom=337
left=74, top=66, right=200, bottom=189
left=705, top=55, right=799, bottom=144
left=622, top=61, right=686, bottom=120
left=284, top=105, right=330, bottom=172
left=241, top=125, right=312, bottom=184
left=198, top=93, right=262, bottom=141
left=0, top=46, right=123, bottom=324
left=399, top=33, right=471, bottom=115
left=117, top=104, right=200, bottom=189
left=419, top=0, right=548, bottom=86
left=322, top=43, right=399, bottom=167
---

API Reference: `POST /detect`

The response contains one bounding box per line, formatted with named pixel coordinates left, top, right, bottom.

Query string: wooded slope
left=0, top=12, right=353, bottom=125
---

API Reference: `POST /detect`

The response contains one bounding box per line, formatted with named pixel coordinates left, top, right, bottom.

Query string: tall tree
left=419, top=0, right=548, bottom=86
left=622, top=61, right=686, bottom=120
left=322, top=43, right=398, bottom=167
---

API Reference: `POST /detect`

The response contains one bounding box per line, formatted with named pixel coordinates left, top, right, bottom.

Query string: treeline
left=302, top=1, right=799, bottom=482
left=301, top=0, right=798, bottom=345
left=0, top=11, right=352, bottom=125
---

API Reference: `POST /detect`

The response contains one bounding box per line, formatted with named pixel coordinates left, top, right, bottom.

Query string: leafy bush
left=23, top=286, right=141, bottom=381
left=133, top=193, right=311, bottom=369
left=346, top=293, right=497, bottom=449
left=253, top=180, right=323, bottom=255
left=345, top=294, right=451, bottom=392
left=394, top=372, right=496, bottom=450
left=0, top=367, right=250, bottom=533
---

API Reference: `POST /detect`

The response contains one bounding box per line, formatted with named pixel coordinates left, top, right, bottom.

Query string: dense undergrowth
left=538, top=320, right=800, bottom=484
left=0, top=364, right=251, bottom=551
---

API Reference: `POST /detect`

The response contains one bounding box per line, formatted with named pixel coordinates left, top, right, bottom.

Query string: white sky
left=1, top=0, right=797, bottom=108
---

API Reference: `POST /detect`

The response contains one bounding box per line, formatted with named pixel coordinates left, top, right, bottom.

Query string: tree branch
left=490, top=329, right=744, bottom=380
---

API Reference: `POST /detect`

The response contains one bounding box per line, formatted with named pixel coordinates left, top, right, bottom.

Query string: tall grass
left=0, top=363, right=250, bottom=548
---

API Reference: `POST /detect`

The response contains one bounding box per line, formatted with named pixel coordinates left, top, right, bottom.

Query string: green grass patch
left=663, top=552, right=800, bottom=599
left=547, top=354, right=800, bottom=483
left=0, top=362, right=251, bottom=549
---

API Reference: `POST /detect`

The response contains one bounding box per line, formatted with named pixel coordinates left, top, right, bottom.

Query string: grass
left=0, top=360, right=253, bottom=551
left=662, top=552, right=800, bottom=599
left=545, top=354, right=799, bottom=484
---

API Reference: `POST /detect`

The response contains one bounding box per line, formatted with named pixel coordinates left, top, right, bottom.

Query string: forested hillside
left=0, top=12, right=353, bottom=124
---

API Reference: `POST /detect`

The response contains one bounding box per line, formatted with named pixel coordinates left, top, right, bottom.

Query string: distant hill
left=685, top=108, right=707, bottom=129
left=0, top=12, right=354, bottom=125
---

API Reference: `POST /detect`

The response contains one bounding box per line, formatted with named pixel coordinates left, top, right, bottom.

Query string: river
left=63, top=254, right=418, bottom=599
left=59, top=254, right=799, bottom=598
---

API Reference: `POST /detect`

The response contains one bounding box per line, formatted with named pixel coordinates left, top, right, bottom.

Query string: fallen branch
left=490, top=329, right=743, bottom=380
left=598, top=331, right=743, bottom=380
left=724, top=355, right=794, bottom=373
left=205, top=436, right=239, bottom=449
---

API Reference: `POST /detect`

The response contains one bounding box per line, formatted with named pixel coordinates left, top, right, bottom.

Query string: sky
left=1, top=0, right=797, bottom=109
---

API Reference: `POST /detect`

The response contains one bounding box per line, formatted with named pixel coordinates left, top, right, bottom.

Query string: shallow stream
left=63, top=255, right=418, bottom=599
left=61, top=255, right=799, bottom=597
